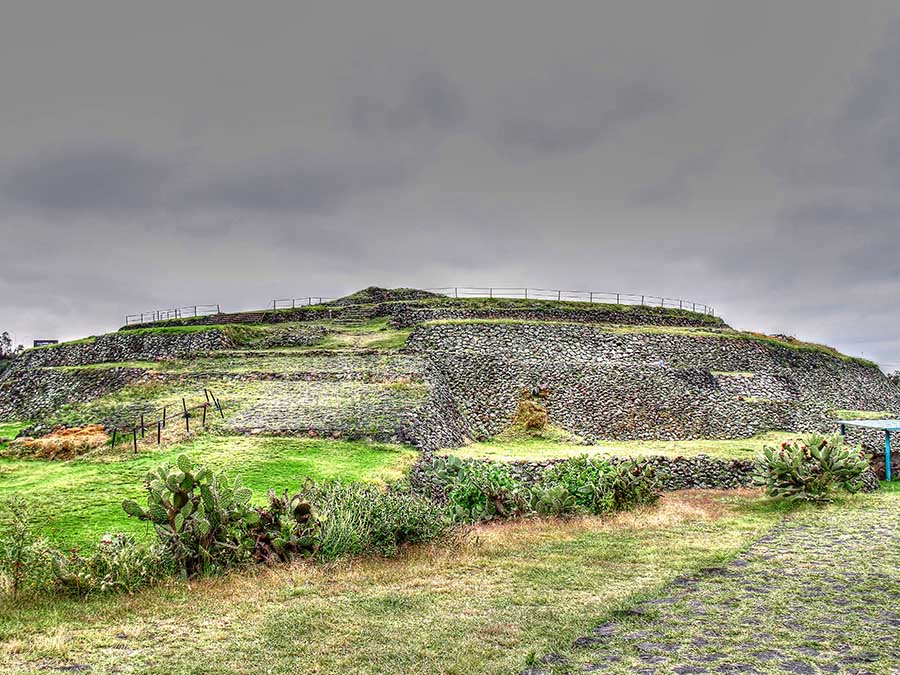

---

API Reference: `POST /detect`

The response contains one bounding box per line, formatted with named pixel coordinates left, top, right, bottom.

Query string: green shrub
left=50, top=534, right=175, bottom=596
left=298, top=481, right=450, bottom=560
left=1, top=501, right=173, bottom=598
left=433, top=457, right=532, bottom=522
left=755, top=433, right=869, bottom=502
left=424, top=455, right=660, bottom=523
left=539, top=456, right=660, bottom=514
left=0, top=499, right=55, bottom=597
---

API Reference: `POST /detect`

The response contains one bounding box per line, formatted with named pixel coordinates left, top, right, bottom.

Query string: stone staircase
left=333, top=306, right=374, bottom=326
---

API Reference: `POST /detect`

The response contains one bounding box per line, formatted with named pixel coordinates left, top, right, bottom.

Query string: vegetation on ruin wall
left=118, top=296, right=727, bottom=330
left=0, top=435, right=416, bottom=550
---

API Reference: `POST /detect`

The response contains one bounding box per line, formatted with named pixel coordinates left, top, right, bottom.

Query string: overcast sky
left=3, top=1, right=900, bottom=368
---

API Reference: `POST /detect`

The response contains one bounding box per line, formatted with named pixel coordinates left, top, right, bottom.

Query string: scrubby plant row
left=1, top=453, right=661, bottom=598
left=423, top=454, right=660, bottom=522
left=755, top=433, right=869, bottom=502
left=0, top=455, right=448, bottom=598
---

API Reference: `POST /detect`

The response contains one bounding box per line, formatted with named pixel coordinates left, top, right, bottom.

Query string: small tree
left=0, top=332, right=12, bottom=359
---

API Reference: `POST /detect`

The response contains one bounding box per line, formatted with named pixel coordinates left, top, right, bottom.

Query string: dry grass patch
left=6, top=425, right=109, bottom=460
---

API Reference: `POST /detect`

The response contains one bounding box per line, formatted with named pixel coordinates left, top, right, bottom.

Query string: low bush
left=540, top=455, right=660, bottom=513
left=298, top=481, right=450, bottom=560
left=50, top=534, right=176, bottom=595
left=755, top=433, right=869, bottom=502
left=0, top=500, right=173, bottom=597
left=424, top=455, right=659, bottom=522
left=0, top=499, right=54, bottom=597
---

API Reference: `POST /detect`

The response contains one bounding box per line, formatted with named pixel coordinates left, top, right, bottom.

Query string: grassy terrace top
left=118, top=294, right=727, bottom=331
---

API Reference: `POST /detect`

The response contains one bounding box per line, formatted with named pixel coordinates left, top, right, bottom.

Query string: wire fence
left=109, top=389, right=225, bottom=453
left=422, top=287, right=715, bottom=315
left=125, top=304, right=221, bottom=326
left=272, top=297, right=335, bottom=310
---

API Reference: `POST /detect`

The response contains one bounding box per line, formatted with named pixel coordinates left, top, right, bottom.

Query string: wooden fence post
left=162, top=406, right=167, bottom=429
left=111, top=428, right=117, bottom=448
left=202, top=403, right=208, bottom=427
left=132, top=428, right=138, bottom=454
left=183, top=398, right=190, bottom=433
left=213, top=392, right=225, bottom=419
left=140, top=413, right=145, bottom=439
left=157, top=421, right=161, bottom=445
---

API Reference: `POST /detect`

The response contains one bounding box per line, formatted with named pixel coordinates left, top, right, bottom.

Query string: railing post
left=455, top=287, right=458, bottom=298
left=557, top=290, right=561, bottom=301
left=641, top=295, right=644, bottom=305
left=616, top=293, right=620, bottom=304
left=217, top=304, right=221, bottom=314
left=589, top=292, right=593, bottom=303
left=524, top=288, right=528, bottom=299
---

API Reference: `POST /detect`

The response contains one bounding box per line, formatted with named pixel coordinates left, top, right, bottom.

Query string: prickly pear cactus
left=249, top=489, right=320, bottom=563
left=121, top=454, right=256, bottom=577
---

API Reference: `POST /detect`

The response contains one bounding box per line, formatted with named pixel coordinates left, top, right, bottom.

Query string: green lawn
left=446, top=431, right=800, bottom=462
left=0, top=490, right=785, bottom=675
left=0, top=434, right=416, bottom=550
left=0, top=422, right=30, bottom=454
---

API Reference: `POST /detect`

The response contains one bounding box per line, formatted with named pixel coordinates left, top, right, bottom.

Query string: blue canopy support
left=838, top=419, right=900, bottom=481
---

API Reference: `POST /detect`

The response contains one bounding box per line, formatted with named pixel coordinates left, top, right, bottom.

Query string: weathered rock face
left=407, top=323, right=900, bottom=443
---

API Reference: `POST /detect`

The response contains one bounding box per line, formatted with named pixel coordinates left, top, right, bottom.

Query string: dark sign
left=33, top=339, right=58, bottom=348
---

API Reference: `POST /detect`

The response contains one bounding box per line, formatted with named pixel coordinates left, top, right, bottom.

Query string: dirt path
left=526, top=493, right=900, bottom=675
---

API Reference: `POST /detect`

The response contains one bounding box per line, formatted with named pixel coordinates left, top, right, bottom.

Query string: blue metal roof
left=838, top=419, right=900, bottom=431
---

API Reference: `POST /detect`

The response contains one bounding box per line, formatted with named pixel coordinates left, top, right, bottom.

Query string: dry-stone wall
left=0, top=366, right=145, bottom=421
left=12, top=330, right=234, bottom=370
left=389, top=305, right=722, bottom=329
left=408, top=322, right=900, bottom=445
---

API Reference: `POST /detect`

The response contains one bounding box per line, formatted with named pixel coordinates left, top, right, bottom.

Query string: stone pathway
left=525, top=495, right=900, bottom=675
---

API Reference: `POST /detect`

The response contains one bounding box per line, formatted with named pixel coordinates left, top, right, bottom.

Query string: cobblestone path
left=526, top=494, right=900, bottom=675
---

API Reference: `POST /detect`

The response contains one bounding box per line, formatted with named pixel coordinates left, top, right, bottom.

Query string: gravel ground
left=525, top=492, right=900, bottom=675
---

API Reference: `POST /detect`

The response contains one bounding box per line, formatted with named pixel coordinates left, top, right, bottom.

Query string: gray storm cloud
left=2, top=0, right=900, bottom=369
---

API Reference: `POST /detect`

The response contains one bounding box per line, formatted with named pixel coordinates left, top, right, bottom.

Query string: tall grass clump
left=298, top=481, right=450, bottom=560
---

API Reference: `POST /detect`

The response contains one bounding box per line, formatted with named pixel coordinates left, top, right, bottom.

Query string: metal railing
left=125, top=304, right=221, bottom=325
left=423, top=287, right=715, bottom=315
left=272, top=297, right=335, bottom=310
